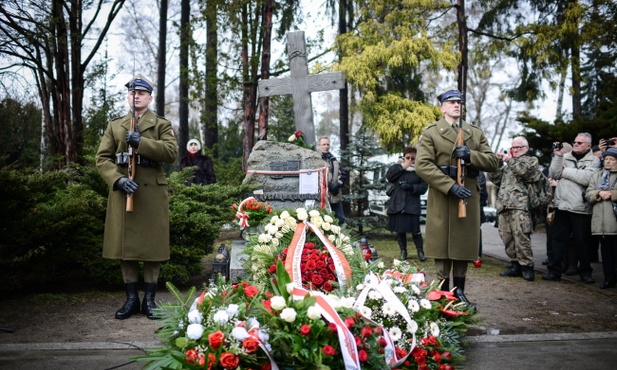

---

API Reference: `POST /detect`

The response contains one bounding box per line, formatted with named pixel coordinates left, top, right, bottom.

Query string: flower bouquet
left=137, top=207, right=477, bottom=369
left=232, top=197, right=273, bottom=228
left=287, top=130, right=311, bottom=149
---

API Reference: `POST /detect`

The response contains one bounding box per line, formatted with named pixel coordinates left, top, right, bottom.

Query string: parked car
left=483, top=206, right=497, bottom=223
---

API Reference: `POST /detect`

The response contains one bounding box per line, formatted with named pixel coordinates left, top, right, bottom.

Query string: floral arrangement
left=287, top=130, right=311, bottom=149
left=137, top=207, right=476, bottom=370
left=232, top=197, right=273, bottom=228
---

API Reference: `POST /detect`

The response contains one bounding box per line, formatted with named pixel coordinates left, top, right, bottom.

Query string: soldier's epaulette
left=424, top=123, right=438, bottom=130
left=110, top=116, right=124, bottom=122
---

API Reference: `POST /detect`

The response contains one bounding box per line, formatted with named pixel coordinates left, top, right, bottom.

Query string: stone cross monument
left=258, top=31, right=345, bottom=147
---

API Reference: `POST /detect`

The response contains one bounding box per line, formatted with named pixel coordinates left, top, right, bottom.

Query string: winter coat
left=321, top=152, right=347, bottom=204
left=549, top=150, right=600, bottom=215
left=96, top=109, right=178, bottom=261
left=180, top=151, right=216, bottom=185
left=586, top=170, right=617, bottom=236
left=489, top=154, right=541, bottom=213
left=416, top=118, right=499, bottom=261
left=385, top=164, right=428, bottom=215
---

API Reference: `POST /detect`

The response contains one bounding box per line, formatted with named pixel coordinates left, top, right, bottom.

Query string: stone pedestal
left=229, top=240, right=247, bottom=282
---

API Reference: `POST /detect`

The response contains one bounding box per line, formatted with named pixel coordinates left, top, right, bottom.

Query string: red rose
left=300, top=324, right=311, bottom=336
left=358, top=349, right=368, bottom=362
left=473, top=259, right=482, bottom=268
left=268, top=264, right=276, bottom=274
left=344, top=317, right=355, bottom=328
left=322, top=281, right=333, bottom=291
left=377, top=337, right=387, bottom=347
left=311, top=274, right=324, bottom=286
left=244, top=285, right=259, bottom=298
left=243, top=336, right=260, bottom=353
left=295, top=130, right=302, bottom=138
left=219, top=352, right=240, bottom=370
left=208, top=330, right=225, bottom=349
left=262, top=299, right=272, bottom=313
left=304, top=242, right=315, bottom=248
left=206, top=353, right=216, bottom=370
left=185, top=349, right=199, bottom=364
left=260, top=363, right=272, bottom=370
left=361, top=326, right=373, bottom=338
left=305, top=260, right=317, bottom=271
left=328, top=322, right=338, bottom=333
left=322, top=345, right=336, bottom=356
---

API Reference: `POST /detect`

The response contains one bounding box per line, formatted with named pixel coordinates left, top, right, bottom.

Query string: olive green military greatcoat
left=96, top=110, right=178, bottom=261
left=416, top=118, right=499, bottom=261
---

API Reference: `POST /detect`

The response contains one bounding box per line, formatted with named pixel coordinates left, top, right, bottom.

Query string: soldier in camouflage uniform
left=489, top=136, right=540, bottom=281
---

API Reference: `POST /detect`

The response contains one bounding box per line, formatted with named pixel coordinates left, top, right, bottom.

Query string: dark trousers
left=331, top=202, right=345, bottom=225
left=548, top=210, right=593, bottom=277
left=600, top=235, right=617, bottom=284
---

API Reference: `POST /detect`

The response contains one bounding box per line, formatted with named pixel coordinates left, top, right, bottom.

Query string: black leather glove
left=126, top=128, right=141, bottom=148
left=449, top=183, right=472, bottom=199
left=328, top=181, right=341, bottom=195
left=454, top=145, right=471, bottom=162
left=114, top=177, right=139, bottom=194
left=399, top=182, right=413, bottom=191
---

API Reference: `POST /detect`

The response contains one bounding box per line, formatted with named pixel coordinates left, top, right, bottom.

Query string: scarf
left=598, top=170, right=611, bottom=190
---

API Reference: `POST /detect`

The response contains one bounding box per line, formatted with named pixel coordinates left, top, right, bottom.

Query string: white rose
left=280, top=211, right=291, bottom=219
left=274, top=231, right=284, bottom=239
left=288, top=133, right=296, bottom=142
left=281, top=225, right=291, bottom=233
left=186, top=323, right=204, bottom=340
left=275, top=219, right=285, bottom=227
left=258, top=233, right=272, bottom=243
left=393, top=259, right=401, bottom=267
left=270, top=296, right=287, bottom=311
left=341, top=296, right=355, bottom=308
left=296, top=210, right=308, bottom=221
left=309, top=209, right=320, bottom=217
left=266, top=224, right=278, bottom=235
left=187, top=309, right=202, bottom=324
left=286, top=283, right=295, bottom=294
left=330, top=225, right=340, bottom=234
left=325, top=295, right=341, bottom=309
left=377, top=261, right=385, bottom=268
left=280, top=307, right=297, bottom=322
left=270, top=215, right=280, bottom=224
left=271, top=238, right=279, bottom=247
left=328, top=234, right=336, bottom=242
left=324, top=215, right=334, bottom=223
left=322, top=222, right=331, bottom=231
left=307, top=305, right=321, bottom=320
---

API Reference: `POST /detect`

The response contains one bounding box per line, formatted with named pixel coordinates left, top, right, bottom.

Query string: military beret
left=603, top=148, right=617, bottom=159
left=125, top=75, right=154, bottom=93
left=437, top=89, right=462, bottom=103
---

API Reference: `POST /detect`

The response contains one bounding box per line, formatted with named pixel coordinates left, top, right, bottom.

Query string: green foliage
left=0, top=98, right=42, bottom=168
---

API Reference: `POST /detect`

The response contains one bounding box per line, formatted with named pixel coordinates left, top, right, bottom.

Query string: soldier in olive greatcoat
left=416, top=89, right=499, bottom=310
left=96, top=75, right=178, bottom=320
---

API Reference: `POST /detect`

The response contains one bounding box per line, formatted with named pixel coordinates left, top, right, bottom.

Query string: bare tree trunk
left=156, top=0, right=168, bottom=116
left=203, top=0, right=218, bottom=154
left=257, top=0, right=273, bottom=141
left=178, top=0, right=190, bottom=159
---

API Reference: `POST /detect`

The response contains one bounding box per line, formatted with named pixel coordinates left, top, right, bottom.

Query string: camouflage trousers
left=497, top=209, right=534, bottom=267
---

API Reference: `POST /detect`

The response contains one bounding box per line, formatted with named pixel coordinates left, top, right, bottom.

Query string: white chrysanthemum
left=328, top=234, right=336, bottom=242
left=389, top=326, right=402, bottom=341
left=280, top=307, right=297, bottom=322
left=359, top=306, right=372, bottom=319
left=393, top=286, right=406, bottom=294
left=420, top=299, right=432, bottom=310
left=407, top=320, right=418, bottom=334
left=251, top=264, right=260, bottom=272
left=186, top=323, right=204, bottom=340
left=226, top=304, right=239, bottom=317
left=377, top=261, right=385, bottom=268
left=411, top=284, right=421, bottom=295
left=187, top=309, right=202, bottom=324
left=270, top=296, right=286, bottom=311
left=213, top=309, right=229, bottom=324
left=307, top=305, right=321, bottom=320
left=341, top=296, right=356, bottom=309
left=324, top=215, right=334, bottom=223
left=392, top=259, right=401, bottom=267
left=258, top=233, right=272, bottom=243
left=407, top=299, right=420, bottom=313
left=383, top=302, right=397, bottom=316
left=309, top=209, right=321, bottom=217
left=231, top=326, right=249, bottom=341
left=430, top=322, right=440, bottom=337
left=280, top=211, right=291, bottom=220
left=368, top=290, right=383, bottom=300
left=275, top=218, right=285, bottom=227
left=322, top=222, right=331, bottom=231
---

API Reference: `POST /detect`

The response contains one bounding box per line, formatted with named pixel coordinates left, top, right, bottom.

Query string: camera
left=552, top=142, right=563, bottom=150
left=604, top=138, right=615, bottom=146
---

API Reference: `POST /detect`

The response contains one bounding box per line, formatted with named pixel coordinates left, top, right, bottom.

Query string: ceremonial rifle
left=456, top=68, right=467, bottom=218
left=126, top=73, right=137, bottom=213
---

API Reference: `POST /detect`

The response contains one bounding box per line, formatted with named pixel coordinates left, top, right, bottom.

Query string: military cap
left=125, top=75, right=154, bottom=93
left=437, top=89, right=462, bottom=103
left=603, top=148, right=617, bottom=159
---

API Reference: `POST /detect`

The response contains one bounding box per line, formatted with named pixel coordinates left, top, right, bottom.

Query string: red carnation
left=300, top=324, right=311, bottom=336
left=322, top=345, right=336, bottom=356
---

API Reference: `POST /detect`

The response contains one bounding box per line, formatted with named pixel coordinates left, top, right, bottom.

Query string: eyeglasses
left=573, top=141, right=589, bottom=145
left=510, top=146, right=526, bottom=150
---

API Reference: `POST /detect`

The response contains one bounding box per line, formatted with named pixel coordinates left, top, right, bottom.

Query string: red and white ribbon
left=235, top=196, right=255, bottom=228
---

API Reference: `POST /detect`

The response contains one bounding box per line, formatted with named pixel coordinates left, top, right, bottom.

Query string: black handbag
left=385, top=182, right=396, bottom=197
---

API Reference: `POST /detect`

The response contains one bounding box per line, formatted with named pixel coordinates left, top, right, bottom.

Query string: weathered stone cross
left=258, top=31, right=345, bottom=147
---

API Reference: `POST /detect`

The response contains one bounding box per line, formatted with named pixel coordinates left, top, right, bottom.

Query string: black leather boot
left=412, top=234, right=426, bottom=262
left=521, top=265, right=535, bottom=281
left=142, top=283, right=159, bottom=320
left=453, top=277, right=476, bottom=311
left=500, top=261, right=522, bottom=277
left=115, top=282, right=140, bottom=320
left=397, top=233, right=408, bottom=260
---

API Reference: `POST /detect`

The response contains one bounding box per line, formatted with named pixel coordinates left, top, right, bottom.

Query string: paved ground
left=1, top=223, right=616, bottom=369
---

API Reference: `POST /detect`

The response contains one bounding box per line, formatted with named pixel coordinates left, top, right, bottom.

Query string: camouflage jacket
left=489, top=154, right=540, bottom=213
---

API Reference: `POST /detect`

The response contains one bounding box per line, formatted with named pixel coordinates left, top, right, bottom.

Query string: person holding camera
left=317, top=136, right=347, bottom=225
left=542, top=133, right=601, bottom=283
left=385, top=147, right=428, bottom=261
left=585, top=148, right=617, bottom=289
